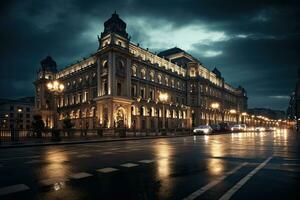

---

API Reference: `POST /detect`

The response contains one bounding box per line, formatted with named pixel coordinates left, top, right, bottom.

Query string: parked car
left=218, top=123, right=231, bottom=132
left=193, top=125, right=213, bottom=135
left=255, top=126, right=266, bottom=132
left=266, top=127, right=276, bottom=131
left=231, top=124, right=247, bottom=132
left=210, top=124, right=221, bottom=132
left=247, top=126, right=255, bottom=131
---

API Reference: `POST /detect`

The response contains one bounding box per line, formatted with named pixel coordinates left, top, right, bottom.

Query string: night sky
left=1, top=0, right=299, bottom=110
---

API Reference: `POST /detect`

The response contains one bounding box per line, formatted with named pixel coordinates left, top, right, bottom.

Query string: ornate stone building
left=34, top=12, right=247, bottom=130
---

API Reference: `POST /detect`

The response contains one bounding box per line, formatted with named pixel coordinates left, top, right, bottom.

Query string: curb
left=0, top=135, right=191, bottom=149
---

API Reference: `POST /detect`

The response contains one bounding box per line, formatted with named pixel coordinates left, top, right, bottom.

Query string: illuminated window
left=141, top=68, right=146, bottom=79
left=131, top=65, right=137, bottom=76
left=158, top=74, right=162, bottom=84
left=190, top=68, right=196, bottom=77
left=150, top=71, right=155, bottom=81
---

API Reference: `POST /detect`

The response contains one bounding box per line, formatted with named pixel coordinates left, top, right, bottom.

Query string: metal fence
left=0, top=128, right=192, bottom=146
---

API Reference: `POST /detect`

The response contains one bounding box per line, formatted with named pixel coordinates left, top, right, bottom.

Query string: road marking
left=76, top=154, right=91, bottom=158
left=219, top=156, right=273, bottom=200
left=0, top=184, right=30, bottom=196
left=70, top=172, right=93, bottom=179
left=25, top=159, right=43, bottom=164
left=97, top=167, right=119, bottom=173
left=121, top=163, right=139, bottom=168
left=39, top=178, right=68, bottom=186
left=139, top=159, right=155, bottom=164
left=282, top=163, right=300, bottom=166
left=182, top=162, right=248, bottom=200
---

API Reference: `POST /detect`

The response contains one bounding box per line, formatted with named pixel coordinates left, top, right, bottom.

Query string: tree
left=32, top=115, right=45, bottom=138
left=63, top=117, right=74, bottom=137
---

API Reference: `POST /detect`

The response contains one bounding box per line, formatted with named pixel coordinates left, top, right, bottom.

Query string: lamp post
left=241, top=112, right=247, bottom=124
left=158, top=92, right=169, bottom=130
left=210, top=102, right=220, bottom=124
left=47, top=80, right=64, bottom=129
left=229, top=109, right=237, bottom=124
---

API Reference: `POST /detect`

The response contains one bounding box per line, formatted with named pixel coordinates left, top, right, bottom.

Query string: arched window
left=178, top=110, right=182, bottom=119
left=165, top=77, right=169, bottom=86
left=131, top=105, right=137, bottom=115
left=171, top=79, right=175, bottom=88
left=190, top=68, right=196, bottom=77
left=150, top=107, right=156, bottom=117
left=173, top=110, right=177, bottom=118
left=102, top=60, right=108, bottom=69
left=141, top=68, right=146, bottom=79
left=183, top=111, right=186, bottom=119
left=166, top=109, right=171, bottom=118
left=131, top=65, right=137, bottom=76
left=158, top=74, right=162, bottom=84
left=119, top=60, right=124, bottom=69
left=150, top=71, right=155, bottom=82
left=158, top=109, right=162, bottom=117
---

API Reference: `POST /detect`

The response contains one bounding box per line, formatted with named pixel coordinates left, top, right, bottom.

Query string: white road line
left=182, top=162, right=248, bottom=200
left=282, top=163, right=300, bottom=166
left=138, top=160, right=155, bottom=164
left=39, top=178, right=68, bottom=186
left=70, top=172, right=93, bottom=179
left=97, top=167, right=119, bottom=173
left=219, top=156, right=273, bottom=200
left=0, top=184, right=30, bottom=196
left=121, top=163, right=139, bottom=168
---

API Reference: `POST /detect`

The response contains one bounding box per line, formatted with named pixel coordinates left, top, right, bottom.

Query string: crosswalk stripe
left=39, top=178, right=68, bottom=186
left=121, top=163, right=139, bottom=168
left=138, top=160, right=155, bottom=164
left=0, top=184, right=30, bottom=196
left=97, top=167, right=119, bottom=173
left=70, top=172, right=93, bottom=179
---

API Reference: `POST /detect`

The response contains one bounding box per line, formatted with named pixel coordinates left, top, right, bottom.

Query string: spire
left=101, top=12, right=128, bottom=39
left=40, top=56, right=57, bottom=73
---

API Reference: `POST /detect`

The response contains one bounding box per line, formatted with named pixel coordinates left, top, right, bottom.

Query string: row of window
left=131, top=105, right=187, bottom=119
left=131, top=65, right=185, bottom=91
left=57, top=88, right=97, bottom=107
left=64, top=72, right=97, bottom=90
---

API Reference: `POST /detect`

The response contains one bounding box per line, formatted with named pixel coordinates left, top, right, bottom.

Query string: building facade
left=0, top=97, right=35, bottom=130
left=34, top=12, right=247, bottom=130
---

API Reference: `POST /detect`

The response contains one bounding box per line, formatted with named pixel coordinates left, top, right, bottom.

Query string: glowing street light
left=210, top=102, right=220, bottom=124
left=158, top=92, right=169, bottom=129
left=229, top=109, right=237, bottom=114
left=47, top=80, right=64, bottom=93
left=47, top=80, right=64, bottom=129
left=158, top=92, right=169, bottom=103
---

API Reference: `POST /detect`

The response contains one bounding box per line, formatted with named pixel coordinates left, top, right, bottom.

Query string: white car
left=255, top=127, right=266, bottom=132
left=193, top=125, right=213, bottom=134
left=231, top=124, right=247, bottom=132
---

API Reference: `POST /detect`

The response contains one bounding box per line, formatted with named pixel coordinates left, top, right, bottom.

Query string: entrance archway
left=114, top=107, right=126, bottom=128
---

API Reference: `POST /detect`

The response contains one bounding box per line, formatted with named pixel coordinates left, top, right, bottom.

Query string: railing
left=0, top=128, right=192, bottom=146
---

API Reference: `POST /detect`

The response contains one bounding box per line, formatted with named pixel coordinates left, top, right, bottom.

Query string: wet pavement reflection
left=0, top=129, right=300, bottom=200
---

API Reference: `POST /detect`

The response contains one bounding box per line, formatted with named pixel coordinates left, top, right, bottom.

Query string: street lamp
left=229, top=109, right=237, bottom=123
left=158, top=92, right=169, bottom=129
left=210, top=102, right=220, bottom=124
left=241, top=112, right=247, bottom=124
left=47, top=80, right=64, bottom=129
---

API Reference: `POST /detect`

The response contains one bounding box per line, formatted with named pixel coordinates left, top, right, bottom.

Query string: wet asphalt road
left=0, top=129, right=300, bottom=200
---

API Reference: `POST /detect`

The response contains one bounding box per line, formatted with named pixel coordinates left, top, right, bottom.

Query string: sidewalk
left=0, top=134, right=190, bottom=149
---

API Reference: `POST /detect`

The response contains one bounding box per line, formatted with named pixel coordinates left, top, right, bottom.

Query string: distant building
left=248, top=108, right=286, bottom=120
left=0, top=97, right=35, bottom=129
left=34, top=12, right=247, bottom=130
left=287, top=92, right=296, bottom=120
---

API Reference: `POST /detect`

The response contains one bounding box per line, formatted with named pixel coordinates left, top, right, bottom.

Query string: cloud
left=0, top=0, right=299, bottom=110
left=269, top=95, right=290, bottom=99
left=203, top=50, right=223, bottom=57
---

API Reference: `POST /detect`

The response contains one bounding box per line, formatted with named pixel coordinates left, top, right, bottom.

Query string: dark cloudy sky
left=1, top=0, right=299, bottom=110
